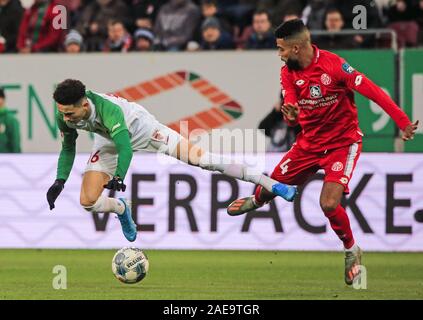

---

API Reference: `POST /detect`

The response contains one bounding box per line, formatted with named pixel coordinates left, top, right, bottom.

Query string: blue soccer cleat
left=271, top=183, right=298, bottom=202
left=117, top=198, right=137, bottom=242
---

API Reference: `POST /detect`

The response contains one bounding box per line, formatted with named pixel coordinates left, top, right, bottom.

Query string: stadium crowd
left=0, top=0, right=422, bottom=53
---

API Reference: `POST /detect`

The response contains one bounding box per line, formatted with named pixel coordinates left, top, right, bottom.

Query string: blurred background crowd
left=0, top=0, right=422, bottom=54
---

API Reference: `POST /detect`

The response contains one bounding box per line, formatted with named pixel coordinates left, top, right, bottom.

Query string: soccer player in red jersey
left=227, top=19, right=419, bottom=285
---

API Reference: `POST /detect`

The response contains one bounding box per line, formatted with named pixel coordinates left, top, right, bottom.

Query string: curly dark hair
left=53, top=79, right=86, bottom=105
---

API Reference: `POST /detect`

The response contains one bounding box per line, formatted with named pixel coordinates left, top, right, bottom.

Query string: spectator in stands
left=133, top=27, right=155, bottom=51
left=200, top=16, right=235, bottom=50
left=386, top=0, right=419, bottom=47
left=128, top=0, right=167, bottom=32
left=64, top=29, right=83, bottom=53
left=330, top=0, right=382, bottom=29
left=103, top=20, right=133, bottom=52
left=329, top=0, right=383, bottom=48
left=0, top=0, right=24, bottom=53
left=76, top=0, right=131, bottom=52
left=314, top=8, right=362, bottom=49
left=257, top=0, right=306, bottom=26
left=386, top=0, right=415, bottom=22
left=56, top=0, right=83, bottom=30
left=0, top=88, right=21, bottom=153
left=416, top=0, right=423, bottom=45
left=154, top=0, right=201, bottom=51
left=282, top=11, right=301, bottom=23
left=217, top=0, right=257, bottom=32
left=17, top=0, right=64, bottom=53
left=245, top=10, right=276, bottom=49
left=258, top=92, right=300, bottom=152
left=193, top=0, right=233, bottom=43
left=302, top=0, right=330, bottom=30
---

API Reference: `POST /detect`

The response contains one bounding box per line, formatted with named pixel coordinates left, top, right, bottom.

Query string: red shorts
left=270, top=142, right=362, bottom=194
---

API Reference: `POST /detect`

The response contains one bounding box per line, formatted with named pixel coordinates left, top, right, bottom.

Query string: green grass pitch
left=0, top=249, right=422, bottom=300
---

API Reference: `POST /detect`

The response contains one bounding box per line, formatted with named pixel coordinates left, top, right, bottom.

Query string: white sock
left=83, top=195, right=125, bottom=215
left=345, top=243, right=359, bottom=253
left=198, top=152, right=279, bottom=193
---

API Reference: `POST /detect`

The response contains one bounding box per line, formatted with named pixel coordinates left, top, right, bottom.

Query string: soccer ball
left=112, top=247, right=149, bottom=284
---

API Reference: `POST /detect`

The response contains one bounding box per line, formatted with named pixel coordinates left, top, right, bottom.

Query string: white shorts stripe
left=344, top=143, right=359, bottom=178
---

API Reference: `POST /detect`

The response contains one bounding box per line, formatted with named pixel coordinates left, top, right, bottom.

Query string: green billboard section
left=401, top=49, right=423, bottom=152
left=334, top=50, right=396, bottom=152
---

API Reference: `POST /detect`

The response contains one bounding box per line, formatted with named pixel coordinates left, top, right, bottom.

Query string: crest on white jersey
left=321, top=73, right=332, bottom=85
left=309, top=85, right=322, bottom=98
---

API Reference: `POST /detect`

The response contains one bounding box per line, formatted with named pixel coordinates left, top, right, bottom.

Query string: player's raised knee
left=80, top=194, right=99, bottom=211
left=320, top=199, right=339, bottom=214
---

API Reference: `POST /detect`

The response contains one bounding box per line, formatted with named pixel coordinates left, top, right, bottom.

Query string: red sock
left=324, top=205, right=355, bottom=249
left=254, top=186, right=276, bottom=205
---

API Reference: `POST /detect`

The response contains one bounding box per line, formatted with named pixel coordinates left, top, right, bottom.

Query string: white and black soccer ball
left=112, top=247, right=149, bottom=284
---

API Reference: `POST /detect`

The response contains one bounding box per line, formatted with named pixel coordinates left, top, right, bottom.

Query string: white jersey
left=64, top=90, right=160, bottom=149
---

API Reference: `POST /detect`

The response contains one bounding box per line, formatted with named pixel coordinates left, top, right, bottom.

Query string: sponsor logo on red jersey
left=342, top=62, right=355, bottom=74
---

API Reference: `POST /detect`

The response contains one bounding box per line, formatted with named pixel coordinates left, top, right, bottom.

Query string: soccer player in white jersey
left=46, top=79, right=297, bottom=242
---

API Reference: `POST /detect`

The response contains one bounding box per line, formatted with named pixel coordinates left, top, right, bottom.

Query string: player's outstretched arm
left=401, top=120, right=419, bottom=141
left=103, top=129, right=133, bottom=192
left=96, top=93, right=132, bottom=192
left=47, top=179, right=65, bottom=210
left=334, top=58, right=412, bottom=133
left=47, top=127, right=78, bottom=210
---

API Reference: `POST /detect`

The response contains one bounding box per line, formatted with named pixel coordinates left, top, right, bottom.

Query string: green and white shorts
left=85, top=122, right=182, bottom=178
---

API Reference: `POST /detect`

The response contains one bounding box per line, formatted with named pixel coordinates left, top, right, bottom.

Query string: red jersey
left=281, top=45, right=411, bottom=153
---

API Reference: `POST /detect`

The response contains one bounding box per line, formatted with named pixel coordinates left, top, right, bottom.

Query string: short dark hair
left=325, top=7, right=343, bottom=18
left=0, top=87, right=5, bottom=99
left=274, top=18, right=307, bottom=39
left=254, top=9, right=270, bottom=19
left=108, top=19, right=125, bottom=28
left=201, top=0, right=217, bottom=6
left=53, top=79, right=86, bottom=105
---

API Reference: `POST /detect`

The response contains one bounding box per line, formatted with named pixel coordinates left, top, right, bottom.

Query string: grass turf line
left=0, top=249, right=422, bottom=300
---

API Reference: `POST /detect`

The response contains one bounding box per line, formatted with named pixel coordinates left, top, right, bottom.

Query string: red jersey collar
left=313, top=45, right=320, bottom=63
left=300, top=45, right=320, bottom=72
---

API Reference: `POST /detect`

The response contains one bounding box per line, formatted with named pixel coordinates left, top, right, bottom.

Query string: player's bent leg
left=320, top=182, right=355, bottom=249
left=320, top=182, right=362, bottom=285
left=173, top=138, right=297, bottom=202
left=80, top=171, right=136, bottom=242
left=80, top=171, right=111, bottom=209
